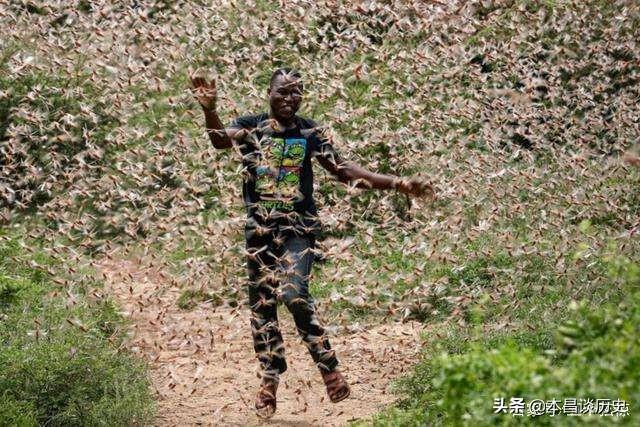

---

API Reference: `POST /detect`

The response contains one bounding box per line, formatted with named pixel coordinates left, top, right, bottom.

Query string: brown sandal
left=320, top=368, right=351, bottom=403
left=255, top=378, right=278, bottom=418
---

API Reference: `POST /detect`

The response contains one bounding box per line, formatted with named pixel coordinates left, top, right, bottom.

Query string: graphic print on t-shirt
left=254, top=137, right=306, bottom=209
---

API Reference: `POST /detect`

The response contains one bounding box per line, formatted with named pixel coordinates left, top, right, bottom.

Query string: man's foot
left=255, top=377, right=278, bottom=419
left=320, top=368, right=350, bottom=403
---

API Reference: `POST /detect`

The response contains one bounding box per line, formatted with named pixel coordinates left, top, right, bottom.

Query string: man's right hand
left=190, top=76, right=217, bottom=111
left=189, top=74, right=233, bottom=149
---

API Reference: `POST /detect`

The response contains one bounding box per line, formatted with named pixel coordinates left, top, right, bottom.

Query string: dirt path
left=99, top=256, right=427, bottom=426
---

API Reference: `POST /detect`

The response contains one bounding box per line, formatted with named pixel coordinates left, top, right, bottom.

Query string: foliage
left=366, top=256, right=639, bottom=425
left=0, top=230, right=155, bottom=426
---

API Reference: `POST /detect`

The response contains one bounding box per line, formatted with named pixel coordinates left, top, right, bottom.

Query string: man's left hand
left=395, top=177, right=435, bottom=199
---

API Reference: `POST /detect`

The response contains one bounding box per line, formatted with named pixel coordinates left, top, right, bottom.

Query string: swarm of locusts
left=1, top=0, right=639, bottom=352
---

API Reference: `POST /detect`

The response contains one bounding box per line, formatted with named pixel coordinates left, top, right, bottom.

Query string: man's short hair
left=270, top=67, right=303, bottom=90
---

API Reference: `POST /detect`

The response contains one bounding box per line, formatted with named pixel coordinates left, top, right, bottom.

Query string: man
left=191, top=68, right=433, bottom=418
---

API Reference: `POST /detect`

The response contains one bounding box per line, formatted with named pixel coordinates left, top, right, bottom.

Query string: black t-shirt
left=229, top=112, right=341, bottom=234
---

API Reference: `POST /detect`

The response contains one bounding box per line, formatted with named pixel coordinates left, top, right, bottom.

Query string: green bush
left=366, top=256, right=638, bottom=426
left=0, top=233, right=154, bottom=426
left=0, top=396, right=37, bottom=427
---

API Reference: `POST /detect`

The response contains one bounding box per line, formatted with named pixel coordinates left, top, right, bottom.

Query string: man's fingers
left=421, top=182, right=435, bottom=199
left=190, top=76, right=211, bottom=89
left=190, top=76, right=203, bottom=90
left=190, top=81, right=216, bottom=99
left=195, top=77, right=215, bottom=90
left=403, top=178, right=435, bottom=198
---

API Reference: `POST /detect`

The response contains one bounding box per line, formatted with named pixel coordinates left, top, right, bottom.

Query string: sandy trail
left=99, top=256, right=427, bottom=426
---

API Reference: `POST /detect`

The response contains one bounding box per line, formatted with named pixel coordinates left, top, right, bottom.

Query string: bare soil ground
left=99, top=255, right=427, bottom=426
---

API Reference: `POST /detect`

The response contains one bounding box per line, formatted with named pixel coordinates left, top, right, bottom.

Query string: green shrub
left=0, top=396, right=37, bottom=427
left=0, top=233, right=154, bottom=426
left=367, top=256, right=638, bottom=426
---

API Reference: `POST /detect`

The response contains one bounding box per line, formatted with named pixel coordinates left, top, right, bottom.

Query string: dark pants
left=245, top=226, right=339, bottom=380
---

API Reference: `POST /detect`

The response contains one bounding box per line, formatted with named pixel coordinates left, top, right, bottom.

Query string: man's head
left=268, top=68, right=303, bottom=122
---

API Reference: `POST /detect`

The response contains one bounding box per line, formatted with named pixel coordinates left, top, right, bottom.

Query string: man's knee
left=278, top=282, right=311, bottom=310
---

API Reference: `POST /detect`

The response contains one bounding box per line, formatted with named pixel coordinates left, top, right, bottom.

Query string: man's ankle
left=262, top=374, right=280, bottom=385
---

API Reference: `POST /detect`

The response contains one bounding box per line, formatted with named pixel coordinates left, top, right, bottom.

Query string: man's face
left=268, top=73, right=303, bottom=121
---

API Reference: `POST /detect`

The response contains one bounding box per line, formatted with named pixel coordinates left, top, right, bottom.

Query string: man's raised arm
left=190, top=76, right=237, bottom=149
